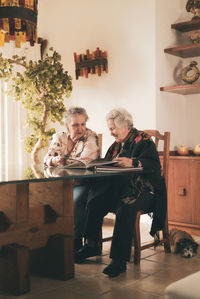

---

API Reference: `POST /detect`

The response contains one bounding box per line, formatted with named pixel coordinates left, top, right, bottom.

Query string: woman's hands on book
left=113, top=157, right=133, bottom=167
left=51, top=155, right=67, bottom=167
left=51, top=156, right=83, bottom=167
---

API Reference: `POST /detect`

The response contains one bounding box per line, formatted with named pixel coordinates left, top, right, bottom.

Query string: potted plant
left=0, top=47, right=72, bottom=164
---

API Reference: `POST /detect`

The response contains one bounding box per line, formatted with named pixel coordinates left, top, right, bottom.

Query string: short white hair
left=64, top=106, right=88, bottom=125
left=106, top=108, right=133, bottom=129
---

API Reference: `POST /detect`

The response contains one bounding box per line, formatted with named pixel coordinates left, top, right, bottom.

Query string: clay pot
left=177, top=145, right=189, bottom=156
left=193, top=144, right=200, bottom=155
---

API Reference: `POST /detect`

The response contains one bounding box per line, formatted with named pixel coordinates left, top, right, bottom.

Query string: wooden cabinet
left=160, top=19, right=200, bottom=95
left=167, top=155, right=200, bottom=236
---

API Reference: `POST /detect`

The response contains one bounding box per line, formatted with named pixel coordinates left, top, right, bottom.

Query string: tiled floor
left=0, top=222, right=200, bottom=299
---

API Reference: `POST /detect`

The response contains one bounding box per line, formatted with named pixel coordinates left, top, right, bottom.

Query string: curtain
left=0, top=41, right=41, bottom=181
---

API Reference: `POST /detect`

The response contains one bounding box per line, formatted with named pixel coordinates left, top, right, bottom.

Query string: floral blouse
left=44, top=128, right=100, bottom=166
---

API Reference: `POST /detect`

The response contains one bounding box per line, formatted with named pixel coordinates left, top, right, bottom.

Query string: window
left=0, top=42, right=40, bottom=180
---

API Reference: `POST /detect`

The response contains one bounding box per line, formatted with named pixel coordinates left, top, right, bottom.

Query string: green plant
left=0, top=48, right=72, bottom=164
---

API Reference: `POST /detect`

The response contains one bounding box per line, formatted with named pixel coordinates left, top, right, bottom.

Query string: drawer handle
left=29, top=227, right=39, bottom=233
left=177, top=187, right=186, bottom=196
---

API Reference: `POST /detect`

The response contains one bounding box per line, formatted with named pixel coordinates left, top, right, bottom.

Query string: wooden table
left=0, top=164, right=144, bottom=295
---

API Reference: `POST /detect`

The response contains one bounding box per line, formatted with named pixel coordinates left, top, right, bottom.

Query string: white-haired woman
left=75, top=108, right=167, bottom=278
left=44, top=106, right=100, bottom=251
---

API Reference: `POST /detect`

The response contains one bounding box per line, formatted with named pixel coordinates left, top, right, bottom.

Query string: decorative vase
left=186, top=0, right=200, bottom=19
left=177, top=145, right=189, bottom=156
left=193, top=144, right=200, bottom=155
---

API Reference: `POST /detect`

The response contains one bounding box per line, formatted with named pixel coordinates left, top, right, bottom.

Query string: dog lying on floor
left=169, top=228, right=199, bottom=258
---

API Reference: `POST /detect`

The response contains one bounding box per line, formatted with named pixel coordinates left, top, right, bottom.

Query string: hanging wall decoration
left=0, top=0, right=38, bottom=48
left=73, top=47, right=108, bottom=80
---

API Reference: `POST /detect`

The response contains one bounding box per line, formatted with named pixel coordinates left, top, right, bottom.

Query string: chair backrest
left=97, top=133, right=102, bottom=158
left=144, top=130, right=170, bottom=189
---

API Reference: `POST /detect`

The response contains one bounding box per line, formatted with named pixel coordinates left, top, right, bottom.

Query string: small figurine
left=181, top=61, right=200, bottom=84
left=186, top=0, right=200, bottom=19
left=189, top=30, right=200, bottom=43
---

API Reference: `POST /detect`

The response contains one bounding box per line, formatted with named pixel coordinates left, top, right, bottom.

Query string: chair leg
left=162, top=217, right=171, bottom=253
left=133, top=212, right=142, bottom=264
left=98, top=229, right=103, bottom=252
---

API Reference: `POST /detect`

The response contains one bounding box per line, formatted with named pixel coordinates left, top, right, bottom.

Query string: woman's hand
left=113, top=157, right=133, bottom=167
left=51, top=156, right=66, bottom=167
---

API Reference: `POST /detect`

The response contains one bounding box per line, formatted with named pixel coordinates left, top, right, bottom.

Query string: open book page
left=96, top=165, right=143, bottom=173
left=44, top=166, right=92, bottom=177
left=58, top=159, right=117, bottom=169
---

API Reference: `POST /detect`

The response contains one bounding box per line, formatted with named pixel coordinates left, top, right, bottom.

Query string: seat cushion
left=165, top=271, right=200, bottom=299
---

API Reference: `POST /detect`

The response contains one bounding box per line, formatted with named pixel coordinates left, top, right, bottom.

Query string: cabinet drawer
left=168, top=159, right=192, bottom=224
left=190, top=160, right=200, bottom=225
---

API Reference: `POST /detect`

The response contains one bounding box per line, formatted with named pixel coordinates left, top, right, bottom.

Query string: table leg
left=30, top=179, right=74, bottom=280
left=0, top=179, right=75, bottom=295
left=30, top=233, right=74, bottom=280
left=0, top=243, right=30, bottom=295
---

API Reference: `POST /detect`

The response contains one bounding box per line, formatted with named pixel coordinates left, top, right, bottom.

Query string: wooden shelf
left=160, top=82, right=200, bottom=95
left=164, top=43, right=200, bottom=58
left=171, top=18, right=200, bottom=32
left=162, top=19, right=200, bottom=95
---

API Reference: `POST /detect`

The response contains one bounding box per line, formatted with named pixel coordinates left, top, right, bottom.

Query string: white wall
left=38, top=0, right=156, bottom=156
left=156, top=0, right=200, bottom=150
left=38, top=0, right=200, bottom=153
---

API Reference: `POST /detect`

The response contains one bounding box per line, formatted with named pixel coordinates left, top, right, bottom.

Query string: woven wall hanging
left=74, top=47, right=108, bottom=79
left=0, top=0, right=38, bottom=48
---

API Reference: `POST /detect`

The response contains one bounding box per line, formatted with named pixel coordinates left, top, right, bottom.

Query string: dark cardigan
left=105, top=128, right=167, bottom=236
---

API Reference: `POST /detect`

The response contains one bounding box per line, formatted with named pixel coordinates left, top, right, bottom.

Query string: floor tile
left=0, top=224, right=200, bottom=298
left=99, top=286, right=161, bottom=299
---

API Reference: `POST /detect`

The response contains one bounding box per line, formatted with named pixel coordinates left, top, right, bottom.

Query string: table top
left=0, top=163, right=146, bottom=185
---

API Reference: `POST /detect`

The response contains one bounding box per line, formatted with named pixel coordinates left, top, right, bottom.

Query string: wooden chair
left=101, top=130, right=171, bottom=262
left=97, top=133, right=102, bottom=158
left=132, top=130, right=171, bottom=263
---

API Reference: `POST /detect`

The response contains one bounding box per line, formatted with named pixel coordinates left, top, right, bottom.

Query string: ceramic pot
left=177, top=145, right=189, bottom=156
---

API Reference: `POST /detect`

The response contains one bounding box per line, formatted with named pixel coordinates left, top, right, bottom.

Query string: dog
left=169, top=228, right=199, bottom=258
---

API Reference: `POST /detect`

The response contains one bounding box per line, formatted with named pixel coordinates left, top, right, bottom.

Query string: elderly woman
left=75, top=108, right=167, bottom=277
left=44, top=106, right=100, bottom=251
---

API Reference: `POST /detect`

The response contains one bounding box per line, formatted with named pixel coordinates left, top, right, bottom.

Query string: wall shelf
left=171, top=18, right=200, bottom=32
left=162, top=19, right=200, bottom=94
left=164, top=43, right=200, bottom=58
left=160, top=82, right=200, bottom=95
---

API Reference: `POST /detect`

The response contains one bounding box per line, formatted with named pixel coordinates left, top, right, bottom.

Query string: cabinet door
left=190, top=160, right=200, bottom=225
left=168, top=159, right=192, bottom=224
